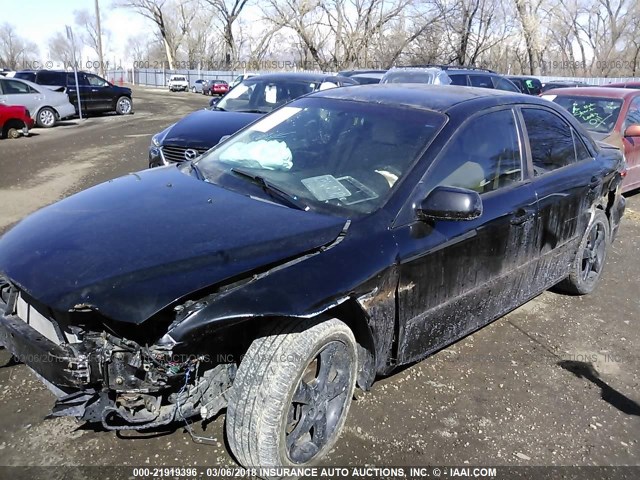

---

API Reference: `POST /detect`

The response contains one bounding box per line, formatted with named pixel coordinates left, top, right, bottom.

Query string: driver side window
left=425, top=109, right=523, bottom=195
left=624, top=97, right=640, bottom=130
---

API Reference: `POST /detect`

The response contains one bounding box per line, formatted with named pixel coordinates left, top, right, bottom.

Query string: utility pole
left=95, top=0, right=105, bottom=77
left=65, top=25, right=83, bottom=120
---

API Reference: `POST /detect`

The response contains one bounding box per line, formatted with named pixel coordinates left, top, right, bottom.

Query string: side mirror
left=416, top=185, right=483, bottom=221
left=210, top=97, right=220, bottom=107
left=624, top=124, right=640, bottom=138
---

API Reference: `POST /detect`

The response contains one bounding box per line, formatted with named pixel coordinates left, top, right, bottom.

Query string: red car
left=205, top=79, right=229, bottom=96
left=542, top=87, right=640, bottom=192
left=0, top=104, right=34, bottom=139
left=606, top=81, right=640, bottom=89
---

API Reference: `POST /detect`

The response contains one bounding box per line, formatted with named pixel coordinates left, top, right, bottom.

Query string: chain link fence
left=104, top=67, right=640, bottom=89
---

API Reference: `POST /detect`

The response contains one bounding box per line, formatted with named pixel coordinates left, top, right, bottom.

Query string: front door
left=0, top=78, right=40, bottom=114
left=85, top=73, right=115, bottom=111
left=394, top=107, right=539, bottom=364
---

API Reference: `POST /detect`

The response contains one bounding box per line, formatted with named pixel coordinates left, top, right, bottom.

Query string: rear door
left=518, top=106, right=597, bottom=289
left=65, top=72, right=91, bottom=113
left=394, top=107, right=539, bottom=364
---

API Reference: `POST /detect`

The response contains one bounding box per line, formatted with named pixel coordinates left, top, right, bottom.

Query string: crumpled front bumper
left=0, top=304, right=90, bottom=390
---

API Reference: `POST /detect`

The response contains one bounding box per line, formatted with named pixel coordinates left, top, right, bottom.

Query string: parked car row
left=149, top=72, right=358, bottom=167
left=0, top=70, right=133, bottom=138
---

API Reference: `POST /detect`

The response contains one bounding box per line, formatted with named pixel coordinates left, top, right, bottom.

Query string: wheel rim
left=581, top=222, right=606, bottom=282
left=39, top=109, right=54, bottom=126
left=118, top=98, right=131, bottom=114
left=285, top=340, right=353, bottom=464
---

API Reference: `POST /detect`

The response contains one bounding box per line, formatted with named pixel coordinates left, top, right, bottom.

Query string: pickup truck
left=168, top=75, right=189, bottom=92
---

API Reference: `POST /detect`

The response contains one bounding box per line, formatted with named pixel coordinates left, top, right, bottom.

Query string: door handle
left=510, top=207, right=535, bottom=225
left=589, top=176, right=602, bottom=191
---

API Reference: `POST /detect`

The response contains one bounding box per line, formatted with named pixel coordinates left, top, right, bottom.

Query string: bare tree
left=513, top=0, right=545, bottom=74
left=48, top=32, right=79, bottom=66
left=0, top=23, right=39, bottom=70
left=115, top=0, right=199, bottom=69
left=202, top=0, right=252, bottom=65
left=73, top=9, right=110, bottom=75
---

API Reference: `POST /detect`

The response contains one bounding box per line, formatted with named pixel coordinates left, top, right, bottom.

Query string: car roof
left=543, top=87, right=640, bottom=99
left=387, top=66, right=499, bottom=76
left=338, top=69, right=387, bottom=76
left=507, top=76, right=541, bottom=81
left=606, top=81, right=640, bottom=87
left=310, top=84, right=540, bottom=112
left=243, top=72, right=345, bottom=82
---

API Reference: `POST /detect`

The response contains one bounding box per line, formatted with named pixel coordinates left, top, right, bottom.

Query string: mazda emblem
left=184, top=149, right=198, bottom=161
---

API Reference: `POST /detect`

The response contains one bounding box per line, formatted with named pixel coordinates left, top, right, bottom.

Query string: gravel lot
left=0, top=87, right=638, bottom=472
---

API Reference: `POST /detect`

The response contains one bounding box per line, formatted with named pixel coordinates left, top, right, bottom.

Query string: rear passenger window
left=448, top=74, right=468, bottom=86
left=573, top=131, right=592, bottom=161
left=469, top=75, right=493, bottom=88
left=521, top=108, right=576, bottom=175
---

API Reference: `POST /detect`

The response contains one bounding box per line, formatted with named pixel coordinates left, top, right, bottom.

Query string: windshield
left=216, top=78, right=318, bottom=113
left=548, top=95, right=623, bottom=133
left=196, top=97, right=446, bottom=216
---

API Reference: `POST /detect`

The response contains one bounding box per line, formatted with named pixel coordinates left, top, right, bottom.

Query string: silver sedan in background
left=0, top=77, right=76, bottom=128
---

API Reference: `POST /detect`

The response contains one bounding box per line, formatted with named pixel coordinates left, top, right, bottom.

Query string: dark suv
left=14, top=70, right=133, bottom=115
left=381, top=65, right=520, bottom=92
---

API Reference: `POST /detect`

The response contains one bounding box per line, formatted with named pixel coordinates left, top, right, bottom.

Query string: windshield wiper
left=237, top=108, right=271, bottom=114
left=230, top=168, right=308, bottom=211
left=188, top=160, right=206, bottom=181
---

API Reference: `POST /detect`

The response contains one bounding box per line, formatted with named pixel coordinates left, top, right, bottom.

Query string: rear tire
left=556, top=210, right=609, bottom=295
left=36, top=107, right=56, bottom=128
left=115, top=96, right=132, bottom=115
left=6, top=127, right=20, bottom=139
left=226, top=317, right=357, bottom=472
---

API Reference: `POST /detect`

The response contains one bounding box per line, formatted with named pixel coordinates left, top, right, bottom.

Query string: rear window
left=546, top=95, right=623, bottom=133
left=519, top=78, right=542, bottom=95
left=382, top=71, right=436, bottom=84
left=37, top=71, right=66, bottom=86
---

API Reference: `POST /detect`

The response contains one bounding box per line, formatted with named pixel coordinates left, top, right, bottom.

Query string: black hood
left=161, top=109, right=261, bottom=150
left=0, top=166, right=346, bottom=324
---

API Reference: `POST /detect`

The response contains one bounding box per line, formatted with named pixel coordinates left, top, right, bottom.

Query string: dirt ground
left=0, top=87, right=638, bottom=474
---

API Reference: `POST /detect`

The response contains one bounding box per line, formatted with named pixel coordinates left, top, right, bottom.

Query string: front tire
left=226, top=317, right=357, bottom=471
left=556, top=209, right=609, bottom=295
left=36, top=107, right=56, bottom=128
left=6, top=127, right=20, bottom=139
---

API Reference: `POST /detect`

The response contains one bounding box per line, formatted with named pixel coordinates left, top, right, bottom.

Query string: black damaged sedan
left=0, top=85, right=626, bottom=472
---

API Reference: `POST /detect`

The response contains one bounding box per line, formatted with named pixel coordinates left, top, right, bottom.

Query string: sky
left=1, top=0, right=151, bottom=65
